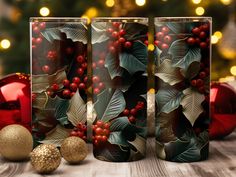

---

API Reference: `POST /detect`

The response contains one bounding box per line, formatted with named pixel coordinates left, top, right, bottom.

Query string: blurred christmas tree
left=0, top=0, right=235, bottom=80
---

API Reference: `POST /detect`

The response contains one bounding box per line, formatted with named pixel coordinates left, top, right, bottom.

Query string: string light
left=211, top=35, right=219, bottom=44
left=192, top=0, right=201, bottom=4
left=220, top=0, right=232, bottom=5
left=135, top=0, right=146, bottom=6
left=148, top=44, right=155, bottom=51
left=195, top=7, right=205, bottom=16
left=106, top=0, right=115, bottom=7
left=214, top=31, right=222, bottom=39
left=230, top=66, right=236, bottom=76
left=39, top=7, right=50, bottom=17
left=85, top=7, right=98, bottom=18
left=0, top=39, right=11, bottom=49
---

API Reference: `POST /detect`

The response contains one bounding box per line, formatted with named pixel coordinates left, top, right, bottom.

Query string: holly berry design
left=92, top=19, right=148, bottom=162
left=31, top=19, right=88, bottom=147
left=154, top=20, right=211, bottom=162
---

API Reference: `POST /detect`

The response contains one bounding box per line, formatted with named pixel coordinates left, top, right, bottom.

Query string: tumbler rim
left=92, top=17, right=148, bottom=22
left=30, top=17, right=88, bottom=23
left=154, top=17, right=212, bottom=22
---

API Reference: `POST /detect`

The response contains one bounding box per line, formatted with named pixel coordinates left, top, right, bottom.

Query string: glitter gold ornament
left=30, top=144, right=61, bottom=174
left=60, top=136, right=88, bottom=164
left=0, top=124, right=33, bottom=161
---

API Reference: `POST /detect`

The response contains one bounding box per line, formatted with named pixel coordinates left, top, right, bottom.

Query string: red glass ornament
left=0, top=73, right=31, bottom=131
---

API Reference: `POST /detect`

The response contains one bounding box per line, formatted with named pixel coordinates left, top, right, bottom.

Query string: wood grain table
left=0, top=131, right=236, bottom=177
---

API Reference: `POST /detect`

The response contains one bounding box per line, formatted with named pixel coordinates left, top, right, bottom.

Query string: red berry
left=70, top=92, right=75, bottom=97
left=83, top=76, right=88, bottom=83
left=72, top=77, right=81, bottom=85
left=119, top=29, right=126, bottom=36
left=101, top=136, right=108, bottom=142
left=70, top=83, right=78, bottom=92
left=144, top=40, right=148, bottom=46
left=191, top=80, right=197, bottom=87
left=199, top=71, right=206, bottom=79
left=82, top=125, right=87, bottom=132
left=124, top=41, right=132, bottom=48
left=98, top=82, right=105, bottom=89
left=113, top=40, right=120, bottom=48
left=128, top=116, right=136, bottom=124
left=161, top=26, right=170, bottom=34
left=78, top=83, right=86, bottom=90
left=112, top=31, right=119, bottom=38
left=196, top=79, right=204, bottom=87
left=198, top=86, right=205, bottom=94
left=77, top=68, right=84, bottom=76
left=103, top=123, right=110, bottom=129
left=103, top=129, right=110, bottom=137
left=82, top=136, right=87, bottom=141
left=97, top=60, right=105, bottom=67
left=33, top=26, right=40, bottom=34
left=77, top=131, right=84, bottom=138
left=96, top=120, right=103, bottom=128
left=123, top=109, right=130, bottom=116
left=77, top=55, right=85, bottom=63
left=42, top=65, right=50, bottom=73
left=92, top=62, right=97, bottom=69
left=63, top=79, right=70, bottom=87
left=118, top=37, right=126, bottom=43
left=92, top=124, right=98, bottom=131
left=109, top=46, right=116, bottom=53
left=195, top=37, right=201, bottom=45
left=199, top=31, right=207, bottom=39
left=51, top=83, right=59, bottom=91
left=187, top=37, right=196, bottom=46
left=39, top=22, right=46, bottom=30
left=46, top=90, right=54, bottom=97
left=200, top=42, right=207, bottom=49
left=95, top=135, right=102, bottom=142
left=94, top=139, right=99, bottom=146
left=32, top=22, right=38, bottom=28
left=66, top=47, right=74, bottom=55
left=107, top=28, right=114, bottom=33
left=81, top=62, right=87, bottom=69
left=163, top=35, right=172, bottom=44
left=32, top=45, right=37, bottom=50
left=94, top=88, right=100, bottom=95
left=92, top=76, right=100, bottom=83
left=47, top=50, right=57, bottom=60
left=63, top=89, right=71, bottom=98
left=70, top=131, right=77, bottom=137
left=112, top=22, right=120, bottom=28
left=192, top=27, right=200, bottom=35
left=156, top=32, right=164, bottom=40
left=130, top=108, right=137, bottom=116
left=32, top=37, right=36, bottom=44
left=154, top=40, right=162, bottom=47
left=161, top=43, right=169, bottom=50
left=95, top=127, right=103, bottom=135
left=201, top=24, right=209, bottom=32
left=35, top=37, right=43, bottom=45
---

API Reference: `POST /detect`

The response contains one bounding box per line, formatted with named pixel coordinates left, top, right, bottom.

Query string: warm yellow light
left=220, top=0, right=232, bottom=5
left=195, top=7, right=205, bottom=16
left=106, top=0, right=115, bottom=7
left=135, top=0, right=146, bottom=6
left=39, top=7, right=50, bottom=17
left=86, top=7, right=98, bottom=18
left=192, top=0, right=201, bottom=4
left=211, top=35, right=219, bottom=44
left=148, top=88, right=155, bottom=94
left=214, top=31, right=222, bottom=39
left=81, top=15, right=91, bottom=24
left=0, top=39, right=11, bottom=49
left=148, top=44, right=155, bottom=51
left=230, top=66, right=236, bottom=76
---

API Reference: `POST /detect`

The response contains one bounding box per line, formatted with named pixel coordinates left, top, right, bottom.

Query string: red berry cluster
left=92, top=52, right=105, bottom=69
left=92, top=75, right=105, bottom=95
left=32, top=22, right=46, bottom=50
left=154, top=26, right=172, bottom=51
left=47, top=50, right=57, bottom=61
left=122, top=101, right=145, bottom=124
left=190, top=63, right=210, bottom=94
left=92, top=120, right=110, bottom=146
left=187, top=23, right=210, bottom=49
left=70, top=122, right=87, bottom=141
left=107, top=22, right=133, bottom=53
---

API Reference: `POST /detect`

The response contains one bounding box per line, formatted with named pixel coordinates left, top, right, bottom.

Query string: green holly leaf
left=105, top=53, right=123, bottom=79
left=32, top=92, right=48, bottom=109
left=119, top=41, right=148, bottom=75
left=94, top=89, right=126, bottom=122
left=123, top=22, right=148, bottom=41
left=91, top=22, right=109, bottom=44
left=169, top=38, right=201, bottom=71
left=156, top=86, right=183, bottom=114
left=180, top=88, right=205, bottom=126
left=156, top=59, right=184, bottom=85
left=110, top=117, right=130, bottom=132
left=156, top=140, right=166, bottom=160
left=108, top=131, right=129, bottom=147
left=166, top=22, right=194, bottom=34
left=182, top=61, right=201, bottom=80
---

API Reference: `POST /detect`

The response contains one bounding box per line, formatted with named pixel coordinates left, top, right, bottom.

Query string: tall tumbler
left=91, top=17, right=148, bottom=162
left=30, top=18, right=88, bottom=146
left=154, top=17, right=211, bottom=162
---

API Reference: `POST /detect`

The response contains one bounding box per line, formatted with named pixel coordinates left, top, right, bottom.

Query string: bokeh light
left=195, top=7, right=205, bottom=16
left=211, top=35, right=219, bottom=44
left=230, top=66, right=236, bottom=76
left=192, top=0, right=201, bottom=4
left=39, top=7, right=50, bottom=17
left=148, top=44, right=155, bottom=51
left=106, top=0, right=115, bottom=7
left=135, top=0, right=146, bottom=6
left=220, top=0, right=232, bottom=5
left=0, top=39, right=11, bottom=49
left=214, top=31, right=222, bottom=39
left=85, top=7, right=98, bottom=18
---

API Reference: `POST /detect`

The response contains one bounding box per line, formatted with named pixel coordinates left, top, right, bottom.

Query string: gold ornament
left=30, top=144, right=61, bottom=174
left=60, top=136, right=88, bottom=164
left=0, top=124, right=33, bottom=161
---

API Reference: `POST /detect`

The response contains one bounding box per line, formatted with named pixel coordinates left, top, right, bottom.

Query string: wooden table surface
left=0, top=131, right=236, bottom=177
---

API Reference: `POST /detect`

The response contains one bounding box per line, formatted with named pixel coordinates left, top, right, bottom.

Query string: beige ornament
left=60, top=136, right=88, bottom=164
left=30, top=144, right=61, bottom=174
left=0, top=124, right=33, bottom=161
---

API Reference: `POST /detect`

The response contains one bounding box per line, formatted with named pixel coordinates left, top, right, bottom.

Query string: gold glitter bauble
left=60, top=136, right=88, bottom=164
left=30, top=144, right=61, bottom=174
left=0, top=124, right=33, bottom=161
